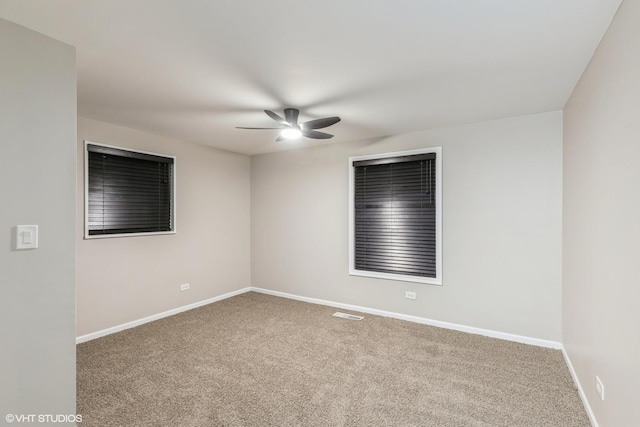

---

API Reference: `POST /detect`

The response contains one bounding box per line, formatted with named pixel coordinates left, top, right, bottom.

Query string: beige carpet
left=77, top=292, right=589, bottom=426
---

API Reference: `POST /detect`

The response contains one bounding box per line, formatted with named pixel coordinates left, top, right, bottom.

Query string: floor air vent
left=333, top=312, right=364, bottom=320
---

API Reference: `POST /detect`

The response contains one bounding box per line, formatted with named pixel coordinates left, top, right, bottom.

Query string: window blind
left=353, top=153, right=436, bottom=278
left=87, top=144, right=174, bottom=236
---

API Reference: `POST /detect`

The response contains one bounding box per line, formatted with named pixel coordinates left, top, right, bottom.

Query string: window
left=349, top=147, right=442, bottom=285
left=84, top=141, right=175, bottom=238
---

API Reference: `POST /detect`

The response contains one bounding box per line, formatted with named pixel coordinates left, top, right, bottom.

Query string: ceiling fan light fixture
left=237, top=108, right=340, bottom=142
left=281, top=128, right=302, bottom=139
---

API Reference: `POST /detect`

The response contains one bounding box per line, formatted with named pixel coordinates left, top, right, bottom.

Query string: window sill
left=349, top=269, right=442, bottom=286
left=84, top=231, right=176, bottom=240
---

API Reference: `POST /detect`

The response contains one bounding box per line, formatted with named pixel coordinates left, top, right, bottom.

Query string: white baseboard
left=561, top=346, right=599, bottom=427
left=249, top=287, right=562, bottom=349
left=77, top=285, right=563, bottom=351
left=76, top=287, right=251, bottom=344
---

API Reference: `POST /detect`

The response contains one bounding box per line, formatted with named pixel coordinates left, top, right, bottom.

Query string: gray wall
left=0, top=19, right=77, bottom=420
left=252, top=111, right=563, bottom=341
left=76, top=118, right=251, bottom=336
left=563, top=0, right=640, bottom=425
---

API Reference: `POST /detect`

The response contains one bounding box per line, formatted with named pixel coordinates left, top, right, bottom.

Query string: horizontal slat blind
left=354, top=155, right=436, bottom=278
left=87, top=145, right=173, bottom=236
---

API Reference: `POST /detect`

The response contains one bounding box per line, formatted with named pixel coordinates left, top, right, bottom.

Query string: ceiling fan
left=237, top=108, right=341, bottom=142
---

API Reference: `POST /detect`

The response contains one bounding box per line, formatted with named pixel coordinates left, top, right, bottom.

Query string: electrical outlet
left=595, top=376, right=604, bottom=400
left=180, top=283, right=190, bottom=291
left=405, top=291, right=416, bottom=300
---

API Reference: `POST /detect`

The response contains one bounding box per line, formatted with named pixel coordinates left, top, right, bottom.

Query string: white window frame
left=84, top=140, right=177, bottom=239
left=348, top=146, right=442, bottom=285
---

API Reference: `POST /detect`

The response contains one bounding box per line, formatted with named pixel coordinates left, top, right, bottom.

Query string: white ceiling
left=0, top=0, right=621, bottom=155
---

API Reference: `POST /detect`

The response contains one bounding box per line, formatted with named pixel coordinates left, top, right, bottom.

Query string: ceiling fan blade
left=275, top=135, right=286, bottom=142
left=300, top=116, right=341, bottom=130
left=236, top=127, right=283, bottom=129
left=302, top=129, right=333, bottom=139
left=284, top=108, right=299, bottom=126
left=264, top=110, right=288, bottom=126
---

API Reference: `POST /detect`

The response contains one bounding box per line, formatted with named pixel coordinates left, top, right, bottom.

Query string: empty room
left=1, top=1, right=638, bottom=426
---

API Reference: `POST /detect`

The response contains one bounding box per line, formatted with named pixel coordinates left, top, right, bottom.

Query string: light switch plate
left=16, top=225, right=38, bottom=250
